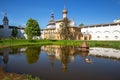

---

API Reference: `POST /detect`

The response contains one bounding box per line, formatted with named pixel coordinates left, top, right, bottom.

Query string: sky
left=0, top=0, right=120, bottom=28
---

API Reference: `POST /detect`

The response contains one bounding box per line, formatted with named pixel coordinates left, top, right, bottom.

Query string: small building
left=0, top=13, right=26, bottom=38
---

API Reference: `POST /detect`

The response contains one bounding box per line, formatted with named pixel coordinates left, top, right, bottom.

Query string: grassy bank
left=0, top=39, right=120, bottom=49
left=0, top=67, right=40, bottom=80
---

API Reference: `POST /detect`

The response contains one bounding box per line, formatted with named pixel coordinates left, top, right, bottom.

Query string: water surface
left=0, top=45, right=120, bottom=80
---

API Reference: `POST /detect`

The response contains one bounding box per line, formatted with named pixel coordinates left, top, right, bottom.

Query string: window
left=115, top=36, right=119, bottom=39
left=105, top=36, right=108, bottom=38
left=97, top=36, right=100, bottom=38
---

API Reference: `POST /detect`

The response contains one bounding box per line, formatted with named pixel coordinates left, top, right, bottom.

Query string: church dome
left=62, top=9, right=68, bottom=14
left=47, top=13, right=56, bottom=28
left=114, top=19, right=120, bottom=23
left=47, top=13, right=55, bottom=26
left=47, top=20, right=55, bottom=25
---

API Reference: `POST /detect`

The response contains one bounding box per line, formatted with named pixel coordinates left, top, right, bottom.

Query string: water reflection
left=0, top=46, right=120, bottom=65
left=25, top=46, right=41, bottom=64
left=0, top=46, right=120, bottom=80
left=0, top=46, right=41, bottom=64
left=42, top=45, right=92, bottom=72
left=0, top=49, right=11, bottom=64
left=42, top=46, right=120, bottom=70
left=89, top=47, right=120, bottom=59
left=43, top=46, right=71, bottom=72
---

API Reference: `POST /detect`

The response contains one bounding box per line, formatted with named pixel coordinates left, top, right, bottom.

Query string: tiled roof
left=3, top=16, right=8, bottom=21
left=0, top=25, right=25, bottom=29
left=84, top=22, right=120, bottom=28
left=9, top=26, right=25, bottom=29
left=44, top=28, right=55, bottom=30
left=9, top=26, right=17, bottom=29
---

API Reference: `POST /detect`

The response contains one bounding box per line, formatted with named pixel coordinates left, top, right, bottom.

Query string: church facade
left=43, top=8, right=82, bottom=40
left=0, top=14, right=26, bottom=38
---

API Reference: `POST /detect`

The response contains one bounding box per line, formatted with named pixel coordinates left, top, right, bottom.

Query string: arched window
left=97, top=36, right=100, bottom=38
left=114, top=36, right=119, bottom=39
left=105, top=36, right=108, bottom=38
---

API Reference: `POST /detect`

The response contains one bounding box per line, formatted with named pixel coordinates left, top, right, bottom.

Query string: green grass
left=0, top=38, right=120, bottom=49
left=24, top=74, right=40, bottom=80
left=88, top=41, right=120, bottom=49
left=3, top=77, right=10, bottom=80
left=3, top=75, right=40, bottom=80
left=0, top=39, right=82, bottom=47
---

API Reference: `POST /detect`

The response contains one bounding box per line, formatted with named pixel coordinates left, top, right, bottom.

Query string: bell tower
left=2, top=13, right=10, bottom=37
left=3, top=13, right=9, bottom=26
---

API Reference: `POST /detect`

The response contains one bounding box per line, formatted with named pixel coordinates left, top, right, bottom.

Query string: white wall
left=81, top=24, right=120, bottom=40
left=3, top=25, right=12, bottom=37
left=0, top=26, right=26, bottom=39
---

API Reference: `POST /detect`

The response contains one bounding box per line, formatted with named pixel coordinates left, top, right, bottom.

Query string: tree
left=11, top=27, right=18, bottom=38
left=79, top=23, right=84, bottom=27
left=25, top=18, right=41, bottom=39
left=25, top=46, right=41, bottom=64
left=59, top=18, right=82, bottom=40
left=59, top=18, right=72, bottom=40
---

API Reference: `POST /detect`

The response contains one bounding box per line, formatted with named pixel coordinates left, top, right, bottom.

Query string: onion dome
left=47, top=13, right=56, bottom=28
left=62, top=8, right=68, bottom=14
left=47, top=13, right=55, bottom=26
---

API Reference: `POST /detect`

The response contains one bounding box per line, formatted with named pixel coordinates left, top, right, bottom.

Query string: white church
left=81, top=19, right=120, bottom=40
left=0, top=14, right=26, bottom=38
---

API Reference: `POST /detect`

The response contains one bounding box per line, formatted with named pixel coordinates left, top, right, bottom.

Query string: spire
left=5, top=13, right=7, bottom=16
left=3, top=13, right=8, bottom=21
left=51, top=12, right=54, bottom=21
left=62, top=0, right=68, bottom=19
left=3, top=13, right=9, bottom=25
left=64, top=0, right=66, bottom=10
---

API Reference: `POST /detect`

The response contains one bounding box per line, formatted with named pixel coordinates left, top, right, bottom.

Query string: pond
left=0, top=45, right=120, bottom=80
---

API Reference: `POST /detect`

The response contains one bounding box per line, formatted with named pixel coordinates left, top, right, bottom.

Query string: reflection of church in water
left=0, top=49, right=9, bottom=64
left=0, top=48, right=26, bottom=64
left=42, top=45, right=120, bottom=72
left=42, top=45, right=89, bottom=72
left=1, top=46, right=120, bottom=72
